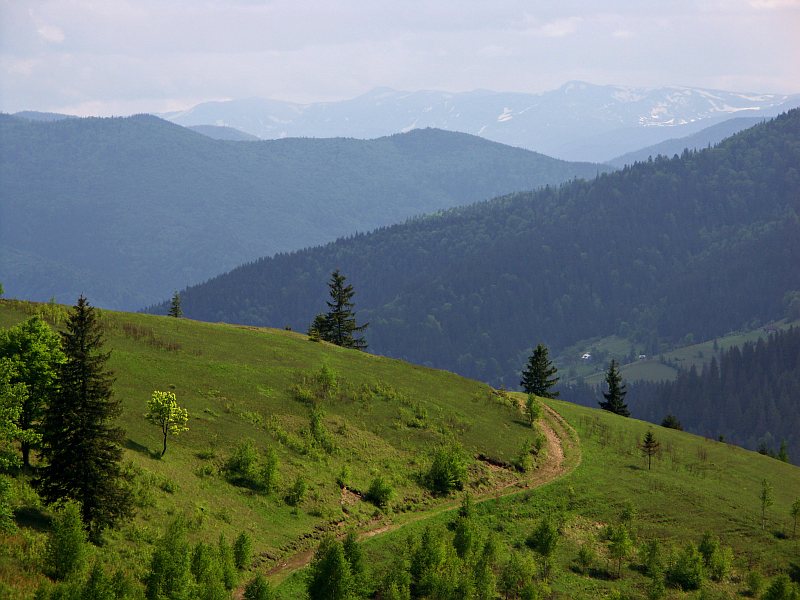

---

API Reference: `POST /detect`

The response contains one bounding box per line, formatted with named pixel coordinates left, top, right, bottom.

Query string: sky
left=1, top=0, right=799, bottom=116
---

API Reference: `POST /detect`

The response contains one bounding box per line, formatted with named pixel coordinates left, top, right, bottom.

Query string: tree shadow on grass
left=15, top=506, right=51, bottom=532
left=124, top=438, right=161, bottom=460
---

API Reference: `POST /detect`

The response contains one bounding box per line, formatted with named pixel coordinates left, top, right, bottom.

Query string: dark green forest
left=0, top=114, right=606, bottom=310
left=562, top=328, right=800, bottom=465
left=161, top=110, right=800, bottom=389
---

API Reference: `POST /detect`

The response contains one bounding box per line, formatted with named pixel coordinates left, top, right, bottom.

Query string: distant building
left=581, top=353, right=592, bottom=360
left=638, top=354, right=647, bottom=360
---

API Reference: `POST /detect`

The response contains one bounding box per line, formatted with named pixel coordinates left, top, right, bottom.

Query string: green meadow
left=1, top=299, right=798, bottom=599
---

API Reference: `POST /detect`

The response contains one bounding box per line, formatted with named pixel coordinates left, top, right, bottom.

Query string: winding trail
left=247, top=402, right=580, bottom=591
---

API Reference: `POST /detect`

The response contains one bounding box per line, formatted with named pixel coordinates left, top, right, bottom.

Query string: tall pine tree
left=599, top=359, right=630, bottom=417
left=38, top=296, right=131, bottom=540
left=520, top=344, right=559, bottom=398
left=318, top=270, right=368, bottom=350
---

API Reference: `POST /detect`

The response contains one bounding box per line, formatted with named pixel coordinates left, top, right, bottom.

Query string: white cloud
left=612, top=29, right=634, bottom=38
left=36, top=24, right=65, bottom=44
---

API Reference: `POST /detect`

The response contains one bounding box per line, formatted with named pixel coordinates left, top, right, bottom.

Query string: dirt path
left=249, top=402, right=580, bottom=590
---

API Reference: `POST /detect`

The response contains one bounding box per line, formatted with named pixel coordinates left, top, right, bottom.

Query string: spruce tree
left=639, top=430, right=660, bottom=470
left=520, top=344, right=559, bottom=398
left=38, top=296, right=131, bottom=540
left=168, top=291, right=182, bottom=318
left=319, top=270, right=368, bottom=350
left=599, top=359, right=630, bottom=417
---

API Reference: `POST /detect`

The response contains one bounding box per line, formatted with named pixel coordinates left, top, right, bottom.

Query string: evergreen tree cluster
left=0, top=297, right=132, bottom=541
left=162, top=110, right=800, bottom=389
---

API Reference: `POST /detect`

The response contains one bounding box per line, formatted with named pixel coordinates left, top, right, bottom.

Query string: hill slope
left=163, top=82, right=800, bottom=162
left=0, top=114, right=607, bottom=310
left=2, top=301, right=798, bottom=600
left=164, top=110, right=800, bottom=389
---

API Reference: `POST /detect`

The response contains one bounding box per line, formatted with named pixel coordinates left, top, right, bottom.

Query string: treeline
left=560, top=328, right=800, bottom=463
left=163, top=110, right=800, bottom=388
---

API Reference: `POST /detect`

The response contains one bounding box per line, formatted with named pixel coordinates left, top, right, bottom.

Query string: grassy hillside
left=1, top=300, right=798, bottom=599
left=0, top=299, right=550, bottom=597
left=277, top=398, right=800, bottom=599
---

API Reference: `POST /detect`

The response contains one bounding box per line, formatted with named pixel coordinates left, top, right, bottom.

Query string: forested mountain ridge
left=162, top=110, right=800, bottom=388
left=0, top=113, right=606, bottom=310
left=562, top=327, right=800, bottom=464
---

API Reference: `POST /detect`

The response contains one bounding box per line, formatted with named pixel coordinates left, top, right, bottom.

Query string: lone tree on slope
left=599, top=359, right=630, bottom=417
left=146, top=390, right=189, bottom=457
left=315, top=270, right=368, bottom=350
left=38, top=296, right=131, bottom=541
left=168, top=291, right=182, bottom=318
left=639, top=430, right=660, bottom=470
left=520, top=344, right=559, bottom=398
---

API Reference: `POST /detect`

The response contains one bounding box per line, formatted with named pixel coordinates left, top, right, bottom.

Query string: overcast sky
left=1, top=0, right=799, bottom=116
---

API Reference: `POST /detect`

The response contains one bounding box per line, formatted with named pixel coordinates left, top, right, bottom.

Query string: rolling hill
left=1, top=300, right=798, bottom=599
left=0, top=114, right=607, bottom=310
left=161, top=110, right=800, bottom=390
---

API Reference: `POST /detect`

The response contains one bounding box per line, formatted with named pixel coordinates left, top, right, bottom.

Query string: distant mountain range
left=159, top=111, right=800, bottom=390
left=161, top=81, right=800, bottom=162
left=0, top=114, right=607, bottom=310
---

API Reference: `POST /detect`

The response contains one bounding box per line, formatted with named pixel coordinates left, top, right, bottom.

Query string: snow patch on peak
left=497, top=107, right=514, bottom=122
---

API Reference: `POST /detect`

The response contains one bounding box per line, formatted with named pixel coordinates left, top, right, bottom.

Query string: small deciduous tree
left=525, top=394, right=542, bottom=427
left=607, top=526, right=633, bottom=579
left=307, top=534, right=355, bottom=600
left=791, top=498, right=800, bottom=538
left=0, top=359, right=28, bottom=470
left=146, top=390, right=189, bottom=457
left=599, top=360, right=629, bottom=417
left=760, top=479, right=773, bottom=530
left=520, top=344, right=559, bottom=398
left=526, top=517, right=559, bottom=579
left=145, top=517, right=192, bottom=600
left=168, top=292, right=182, bottom=318
left=639, top=430, right=660, bottom=470
left=661, top=414, right=682, bottom=430
left=0, top=316, right=65, bottom=468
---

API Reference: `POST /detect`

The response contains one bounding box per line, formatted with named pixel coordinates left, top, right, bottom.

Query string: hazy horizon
left=2, top=0, right=799, bottom=117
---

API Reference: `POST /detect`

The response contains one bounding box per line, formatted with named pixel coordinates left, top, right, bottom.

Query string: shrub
left=46, top=500, right=88, bottom=581
left=666, top=542, right=705, bottom=591
left=427, top=441, right=468, bottom=495
left=745, top=571, right=764, bottom=597
left=258, top=447, right=279, bottom=494
left=762, top=575, right=800, bottom=600
left=512, top=441, right=533, bottom=473
left=225, top=439, right=260, bottom=485
left=707, top=545, right=732, bottom=582
left=234, top=532, right=252, bottom=570
left=576, top=543, right=596, bottom=574
left=244, top=574, right=275, bottom=600
left=286, top=475, right=307, bottom=507
left=365, top=476, right=394, bottom=509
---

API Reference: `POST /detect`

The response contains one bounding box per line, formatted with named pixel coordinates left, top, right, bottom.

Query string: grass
left=2, top=299, right=799, bottom=599
left=0, top=299, right=540, bottom=596
left=280, top=397, right=800, bottom=598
